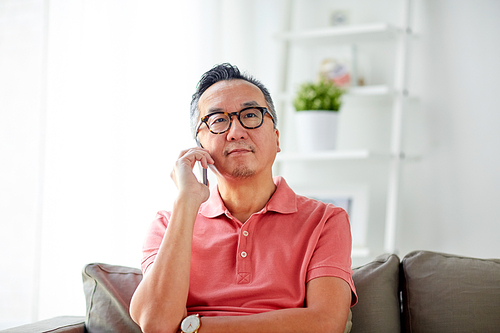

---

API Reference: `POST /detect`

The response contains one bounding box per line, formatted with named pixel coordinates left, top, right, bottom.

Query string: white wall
left=0, top=0, right=45, bottom=329
left=397, top=0, right=500, bottom=259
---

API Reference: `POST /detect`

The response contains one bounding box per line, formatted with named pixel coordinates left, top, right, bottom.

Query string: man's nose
left=227, top=114, right=248, bottom=141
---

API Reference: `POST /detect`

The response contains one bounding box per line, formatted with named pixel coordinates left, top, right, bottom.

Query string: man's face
left=196, top=79, right=280, bottom=180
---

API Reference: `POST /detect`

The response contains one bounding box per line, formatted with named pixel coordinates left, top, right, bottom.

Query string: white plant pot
left=295, top=110, right=339, bottom=152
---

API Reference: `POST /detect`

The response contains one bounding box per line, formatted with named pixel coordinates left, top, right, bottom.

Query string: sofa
left=2, top=250, right=499, bottom=333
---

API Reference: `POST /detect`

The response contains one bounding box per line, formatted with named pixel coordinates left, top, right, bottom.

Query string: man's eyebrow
left=207, top=107, right=224, bottom=113
left=241, top=101, right=260, bottom=107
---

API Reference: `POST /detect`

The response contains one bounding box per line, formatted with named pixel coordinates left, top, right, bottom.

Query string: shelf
left=277, top=85, right=395, bottom=103
left=276, top=150, right=391, bottom=162
left=347, top=85, right=395, bottom=96
left=275, top=23, right=400, bottom=44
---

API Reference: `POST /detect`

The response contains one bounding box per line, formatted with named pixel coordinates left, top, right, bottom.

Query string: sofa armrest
left=0, top=316, right=85, bottom=333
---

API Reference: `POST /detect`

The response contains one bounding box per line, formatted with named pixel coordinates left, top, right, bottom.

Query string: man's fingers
left=178, top=147, right=214, bottom=168
left=171, top=147, right=215, bottom=190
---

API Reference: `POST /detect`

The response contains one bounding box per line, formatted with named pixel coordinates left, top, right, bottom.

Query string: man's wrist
left=174, top=192, right=205, bottom=215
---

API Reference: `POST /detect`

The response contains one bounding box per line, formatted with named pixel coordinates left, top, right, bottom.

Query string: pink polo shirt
left=141, top=176, right=357, bottom=316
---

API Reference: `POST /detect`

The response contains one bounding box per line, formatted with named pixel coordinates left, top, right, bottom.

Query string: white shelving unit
left=275, top=23, right=399, bottom=43
left=274, top=0, right=415, bottom=261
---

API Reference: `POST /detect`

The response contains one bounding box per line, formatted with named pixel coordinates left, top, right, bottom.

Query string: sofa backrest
left=81, top=251, right=500, bottom=333
left=400, top=250, right=500, bottom=333
left=351, top=253, right=401, bottom=333
left=82, top=263, right=143, bottom=333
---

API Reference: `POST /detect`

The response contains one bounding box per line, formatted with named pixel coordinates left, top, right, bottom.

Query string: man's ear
left=275, top=129, right=281, bottom=153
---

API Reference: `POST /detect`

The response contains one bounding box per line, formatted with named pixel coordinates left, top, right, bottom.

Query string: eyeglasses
left=196, top=106, right=274, bottom=136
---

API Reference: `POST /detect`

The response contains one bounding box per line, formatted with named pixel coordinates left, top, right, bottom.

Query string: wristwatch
left=180, top=314, right=201, bottom=333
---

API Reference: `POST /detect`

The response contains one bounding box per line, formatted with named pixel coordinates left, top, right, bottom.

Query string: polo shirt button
left=240, top=251, right=248, bottom=258
left=242, top=231, right=249, bottom=236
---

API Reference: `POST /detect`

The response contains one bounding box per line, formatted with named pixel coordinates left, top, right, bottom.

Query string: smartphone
left=202, top=167, right=208, bottom=186
left=196, top=139, right=208, bottom=186
left=194, top=160, right=208, bottom=186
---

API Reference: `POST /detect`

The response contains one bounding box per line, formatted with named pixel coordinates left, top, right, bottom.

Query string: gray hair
left=189, top=63, right=278, bottom=138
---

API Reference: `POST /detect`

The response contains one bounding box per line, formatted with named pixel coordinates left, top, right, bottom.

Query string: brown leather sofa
left=2, top=251, right=499, bottom=333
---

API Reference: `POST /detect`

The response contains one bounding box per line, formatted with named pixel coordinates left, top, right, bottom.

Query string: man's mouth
left=224, top=145, right=255, bottom=156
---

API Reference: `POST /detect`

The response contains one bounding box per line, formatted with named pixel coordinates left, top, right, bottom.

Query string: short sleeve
left=141, top=211, right=170, bottom=274
left=306, top=207, right=358, bottom=306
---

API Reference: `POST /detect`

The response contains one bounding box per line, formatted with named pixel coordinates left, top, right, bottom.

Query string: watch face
left=181, top=315, right=200, bottom=333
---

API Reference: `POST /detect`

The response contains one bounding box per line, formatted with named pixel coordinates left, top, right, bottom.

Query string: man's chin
left=231, top=167, right=255, bottom=179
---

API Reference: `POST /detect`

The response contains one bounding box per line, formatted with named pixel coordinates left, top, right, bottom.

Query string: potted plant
left=293, top=79, right=345, bottom=151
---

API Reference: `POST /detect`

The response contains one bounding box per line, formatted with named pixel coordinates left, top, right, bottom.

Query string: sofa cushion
left=82, top=263, right=143, bottom=333
left=401, top=250, right=500, bottom=333
left=350, top=253, right=401, bottom=333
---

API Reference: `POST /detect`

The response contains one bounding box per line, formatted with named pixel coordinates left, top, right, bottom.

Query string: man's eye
left=243, top=111, right=259, bottom=118
left=209, top=116, right=228, bottom=125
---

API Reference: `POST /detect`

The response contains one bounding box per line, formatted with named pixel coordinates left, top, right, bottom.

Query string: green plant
left=293, top=79, right=344, bottom=111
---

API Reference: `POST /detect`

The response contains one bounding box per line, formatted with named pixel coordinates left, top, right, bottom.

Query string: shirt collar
left=198, top=176, right=298, bottom=218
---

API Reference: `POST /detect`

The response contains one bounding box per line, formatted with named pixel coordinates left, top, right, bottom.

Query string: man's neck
left=217, top=174, right=277, bottom=223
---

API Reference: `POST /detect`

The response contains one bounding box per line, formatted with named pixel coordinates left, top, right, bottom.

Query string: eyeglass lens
left=206, top=108, right=264, bottom=133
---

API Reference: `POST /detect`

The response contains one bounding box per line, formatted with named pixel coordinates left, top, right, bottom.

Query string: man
left=130, top=63, right=357, bottom=333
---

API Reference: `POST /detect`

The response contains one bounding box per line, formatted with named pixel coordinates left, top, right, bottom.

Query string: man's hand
left=171, top=147, right=214, bottom=204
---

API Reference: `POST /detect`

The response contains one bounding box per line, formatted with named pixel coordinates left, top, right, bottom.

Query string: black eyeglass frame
left=196, top=106, right=274, bottom=137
